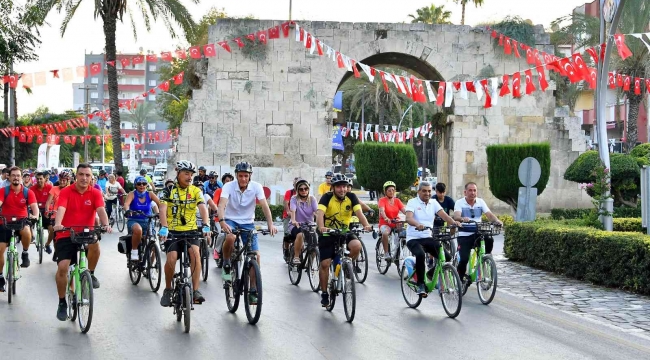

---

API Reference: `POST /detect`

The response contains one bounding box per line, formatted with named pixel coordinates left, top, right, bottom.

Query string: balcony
left=103, top=84, right=145, bottom=92
left=104, top=69, right=145, bottom=76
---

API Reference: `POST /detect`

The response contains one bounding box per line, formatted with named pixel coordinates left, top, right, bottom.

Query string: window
left=131, top=78, right=140, bottom=85
left=149, top=65, right=156, bottom=72
left=148, top=94, right=156, bottom=101
left=119, top=78, right=127, bottom=85
left=148, top=123, right=156, bottom=130
left=149, top=80, right=157, bottom=87
left=148, top=138, right=156, bottom=144
left=91, top=77, right=99, bottom=84
left=120, top=122, right=125, bottom=129
left=90, top=92, right=98, bottom=99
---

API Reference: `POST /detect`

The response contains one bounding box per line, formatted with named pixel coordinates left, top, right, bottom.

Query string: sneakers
left=462, top=276, right=471, bottom=295
left=91, top=274, right=100, bottom=289
left=383, top=254, right=392, bottom=262
left=321, top=293, right=329, bottom=307
left=0, top=276, right=5, bottom=292
left=292, top=257, right=301, bottom=265
left=57, top=302, right=67, bottom=321
left=45, top=245, right=52, bottom=254
left=213, top=249, right=220, bottom=260
left=354, top=264, right=362, bottom=273
left=416, top=283, right=428, bottom=297
left=21, top=252, right=30, bottom=268
left=130, top=250, right=139, bottom=261
left=193, top=289, right=205, bottom=304
left=248, top=289, right=258, bottom=305
left=160, top=288, right=173, bottom=307
left=221, top=264, right=232, bottom=282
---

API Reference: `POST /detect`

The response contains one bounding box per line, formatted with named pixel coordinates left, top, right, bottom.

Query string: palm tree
left=124, top=101, right=156, bottom=166
left=408, top=4, right=452, bottom=25
left=29, top=0, right=198, bottom=172
left=454, top=0, right=485, bottom=26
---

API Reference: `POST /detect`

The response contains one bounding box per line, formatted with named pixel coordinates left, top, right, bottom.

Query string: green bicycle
left=457, top=221, right=500, bottom=305
left=33, top=209, right=45, bottom=264
left=1, top=216, right=30, bottom=304
left=56, top=226, right=104, bottom=334
left=400, top=225, right=463, bottom=318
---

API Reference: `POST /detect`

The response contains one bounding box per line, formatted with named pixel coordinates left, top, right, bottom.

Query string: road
left=2, top=231, right=650, bottom=360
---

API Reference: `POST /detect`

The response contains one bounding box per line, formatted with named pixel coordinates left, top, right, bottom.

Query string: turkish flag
left=161, top=52, right=173, bottom=62
left=269, top=25, right=280, bottom=39
left=120, top=58, right=130, bottom=68
left=27, top=134, right=33, bottom=143
left=512, top=72, right=522, bottom=98
left=175, top=49, right=187, bottom=59
left=257, top=30, right=268, bottom=45
left=623, top=76, right=631, bottom=91
left=189, top=46, right=202, bottom=59
left=54, top=136, right=60, bottom=145
left=512, top=39, right=520, bottom=58
left=63, top=135, right=71, bottom=144
left=19, top=133, right=26, bottom=143
left=7, top=74, right=18, bottom=88
left=80, top=136, right=85, bottom=145
left=148, top=132, right=153, bottom=140
left=36, top=135, right=43, bottom=144
left=155, top=132, right=161, bottom=141
left=158, top=80, right=170, bottom=92
left=305, top=32, right=312, bottom=49
left=498, top=34, right=504, bottom=46
left=233, top=38, right=244, bottom=48
left=599, top=43, right=606, bottom=62
left=315, top=39, right=323, bottom=56
left=559, top=58, right=581, bottom=83
left=106, top=61, right=115, bottom=67
left=218, top=40, right=231, bottom=53
left=465, top=81, right=476, bottom=93
left=89, top=63, right=102, bottom=76
left=571, top=53, right=590, bottom=80
left=491, top=30, right=497, bottom=38
left=504, top=37, right=512, bottom=55
left=350, top=59, right=361, bottom=78
left=204, top=43, right=216, bottom=57
left=146, top=54, right=158, bottom=63
left=379, top=71, right=390, bottom=93
left=645, top=79, right=650, bottom=94
left=617, top=73, right=623, bottom=87
left=96, top=136, right=101, bottom=145
left=149, top=88, right=156, bottom=94
left=281, top=22, right=290, bottom=37
left=71, top=136, right=77, bottom=145
left=132, top=55, right=144, bottom=65
left=536, top=66, right=549, bottom=91
left=525, top=47, right=534, bottom=65
left=436, top=82, right=446, bottom=104
left=586, top=47, right=599, bottom=64
left=336, top=52, right=345, bottom=68
left=524, top=69, right=536, bottom=95
left=634, top=77, right=641, bottom=95
left=174, top=72, right=184, bottom=85
left=586, top=67, right=597, bottom=89
left=246, top=33, right=256, bottom=42
left=614, top=34, right=633, bottom=60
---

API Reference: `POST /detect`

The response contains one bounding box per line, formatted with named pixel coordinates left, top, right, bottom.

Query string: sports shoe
left=57, top=302, right=68, bottom=321
left=160, top=288, right=173, bottom=307
left=193, top=289, right=205, bottom=304
left=45, top=245, right=52, bottom=254
left=91, top=274, right=100, bottom=289
left=21, top=252, right=30, bottom=268
left=221, top=265, right=232, bottom=282
left=462, top=276, right=471, bottom=295
left=213, top=248, right=220, bottom=260
left=383, top=254, right=392, bottom=261
left=248, top=289, right=258, bottom=305
left=417, top=283, right=428, bottom=297
left=321, top=293, right=329, bottom=307
left=0, top=276, right=5, bottom=292
left=130, top=250, right=139, bottom=261
left=292, top=257, right=301, bottom=265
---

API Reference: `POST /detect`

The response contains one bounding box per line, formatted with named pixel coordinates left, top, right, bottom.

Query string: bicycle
left=166, top=231, right=202, bottom=333
left=322, top=228, right=357, bottom=323
left=375, top=219, right=411, bottom=277
left=285, top=222, right=320, bottom=291
left=400, top=226, right=463, bottom=318
left=110, top=194, right=127, bottom=232
left=348, top=215, right=372, bottom=284
left=0, top=216, right=30, bottom=304
left=200, top=227, right=210, bottom=282
left=222, top=227, right=269, bottom=325
left=120, top=211, right=163, bottom=292
left=33, top=205, right=46, bottom=264
left=456, top=221, right=501, bottom=305
left=55, top=225, right=104, bottom=333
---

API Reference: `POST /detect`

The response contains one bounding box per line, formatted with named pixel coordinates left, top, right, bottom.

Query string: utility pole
left=361, top=85, right=366, bottom=143
left=9, top=62, right=15, bottom=166
left=422, top=107, right=427, bottom=181
left=80, top=84, right=97, bottom=161
left=289, top=0, right=293, bottom=21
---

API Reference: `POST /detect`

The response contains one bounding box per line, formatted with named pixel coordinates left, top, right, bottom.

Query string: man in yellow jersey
left=317, top=171, right=334, bottom=199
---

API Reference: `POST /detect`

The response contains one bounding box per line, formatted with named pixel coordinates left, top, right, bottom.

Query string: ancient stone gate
left=175, top=19, right=590, bottom=211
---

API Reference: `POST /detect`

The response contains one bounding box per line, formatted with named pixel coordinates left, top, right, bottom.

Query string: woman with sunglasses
left=123, top=176, right=165, bottom=262
left=287, top=179, right=317, bottom=265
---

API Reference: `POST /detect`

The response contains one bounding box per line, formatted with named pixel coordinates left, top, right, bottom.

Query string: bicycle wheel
left=243, top=260, right=263, bottom=325
left=224, top=261, right=240, bottom=313
left=342, top=262, right=356, bottom=323
left=306, top=248, right=320, bottom=292
left=128, top=254, right=142, bottom=285
left=78, top=270, right=94, bottom=333
left=147, top=243, right=162, bottom=292
left=117, top=207, right=125, bottom=232
left=183, top=285, right=191, bottom=333
left=400, top=265, right=422, bottom=308
left=375, top=239, right=389, bottom=275
left=397, top=241, right=411, bottom=277
left=37, top=225, right=44, bottom=264
left=325, top=267, right=336, bottom=312
left=7, top=252, right=13, bottom=304
left=175, top=287, right=182, bottom=322
left=201, top=240, right=209, bottom=282
left=354, top=240, right=368, bottom=284
left=288, top=244, right=302, bottom=286
left=477, top=255, right=498, bottom=305
left=394, top=246, right=402, bottom=276
left=439, top=263, right=462, bottom=319
left=68, top=273, right=78, bottom=321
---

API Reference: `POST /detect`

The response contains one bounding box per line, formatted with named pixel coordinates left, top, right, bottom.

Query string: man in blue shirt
left=203, top=171, right=223, bottom=198
left=49, top=168, right=58, bottom=184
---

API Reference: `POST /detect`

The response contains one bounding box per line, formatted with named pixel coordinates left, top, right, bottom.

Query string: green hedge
left=486, top=143, right=551, bottom=209
left=550, top=206, right=642, bottom=220
left=355, top=142, right=418, bottom=192
left=630, top=143, right=650, bottom=167
left=254, top=204, right=284, bottom=221
left=505, top=221, right=650, bottom=294
left=613, top=218, right=643, bottom=232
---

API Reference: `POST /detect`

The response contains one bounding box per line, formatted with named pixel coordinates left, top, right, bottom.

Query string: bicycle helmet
left=383, top=181, right=396, bottom=191
left=234, top=161, right=253, bottom=173
left=59, top=169, right=72, bottom=179
left=134, top=176, right=148, bottom=185
left=198, top=166, right=207, bottom=172
left=99, top=169, right=107, bottom=176
left=330, top=174, right=348, bottom=186
left=325, top=171, right=334, bottom=177
left=176, top=160, right=197, bottom=173
left=139, top=169, right=147, bottom=175
left=208, top=170, right=218, bottom=178
left=222, top=173, right=234, bottom=183
left=294, top=178, right=310, bottom=191
left=193, top=180, right=204, bottom=188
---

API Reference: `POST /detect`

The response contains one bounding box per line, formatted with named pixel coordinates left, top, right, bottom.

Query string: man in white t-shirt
left=405, top=181, right=460, bottom=296
left=453, top=182, right=503, bottom=292
left=218, top=162, right=278, bottom=304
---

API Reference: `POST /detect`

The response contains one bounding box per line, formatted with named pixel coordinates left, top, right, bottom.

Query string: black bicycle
left=166, top=231, right=202, bottom=333
left=348, top=219, right=373, bottom=284
left=323, top=228, right=356, bottom=323
left=222, top=227, right=269, bottom=325
left=120, top=211, right=162, bottom=292
left=285, top=222, right=320, bottom=291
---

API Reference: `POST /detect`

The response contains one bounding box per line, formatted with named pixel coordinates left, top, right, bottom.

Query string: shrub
left=630, top=143, right=650, bottom=167
left=613, top=218, right=643, bottom=232
left=355, top=143, right=418, bottom=193
left=504, top=221, right=650, bottom=294
left=396, top=189, right=417, bottom=203
left=486, top=142, right=550, bottom=210
left=254, top=204, right=284, bottom=221
left=551, top=205, right=641, bottom=220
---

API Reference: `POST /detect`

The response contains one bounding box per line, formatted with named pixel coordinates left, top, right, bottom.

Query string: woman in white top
left=104, top=174, right=124, bottom=223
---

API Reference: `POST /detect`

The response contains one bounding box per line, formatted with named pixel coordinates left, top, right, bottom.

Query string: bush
left=486, top=142, right=550, bottom=210
left=396, top=189, right=417, bottom=203
left=613, top=218, right=643, bottom=232
left=630, top=143, right=650, bottom=167
left=551, top=205, right=641, bottom=220
left=254, top=204, right=284, bottom=221
left=504, top=221, right=650, bottom=294
left=355, top=143, right=418, bottom=193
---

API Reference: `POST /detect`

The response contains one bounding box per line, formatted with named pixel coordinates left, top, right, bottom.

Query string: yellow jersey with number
left=162, top=184, right=204, bottom=231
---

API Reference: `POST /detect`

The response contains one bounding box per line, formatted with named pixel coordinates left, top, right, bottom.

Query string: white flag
left=490, top=77, right=499, bottom=106
left=425, top=81, right=436, bottom=103
left=460, top=82, right=468, bottom=100
left=414, top=127, right=421, bottom=137
left=359, top=63, right=374, bottom=82
left=295, top=24, right=301, bottom=42
left=310, top=36, right=317, bottom=54
left=444, top=81, right=453, bottom=107
left=475, top=81, right=484, bottom=100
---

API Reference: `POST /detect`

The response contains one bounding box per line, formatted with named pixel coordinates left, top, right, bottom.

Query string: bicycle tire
left=244, top=260, right=263, bottom=325
left=68, top=272, right=77, bottom=321
left=225, top=262, right=240, bottom=313
left=37, top=225, right=44, bottom=264
left=354, top=240, right=368, bottom=284
left=306, top=248, right=320, bottom=292
left=325, top=267, right=336, bottom=312
left=395, top=246, right=402, bottom=276
left=440, top=264, right=462, bottom=319
left=176, top=287, right=182, bottom=322
left=147, top=243, right=162, bottom=292
left=477, top=255, right=498, bottom=305
left=400, top=265, right=422, bottom=308
left=397, top=241, right=411, bottom=277
left=201, top=240, right=209, bottom=282
left=128, top=255, right=142, bottom=286
left=7, top=252, right=13, bottom=303
left=288, top=244, right=302, bottom=286
left=375, top=239, right=390, bottom=275
left=342, top=261, right=356, bottom=323
left=183, top=285, right=191, bottom=333
left=117, top=207, right=125, bottom=232
left=78, top=270, right=94, bottom=333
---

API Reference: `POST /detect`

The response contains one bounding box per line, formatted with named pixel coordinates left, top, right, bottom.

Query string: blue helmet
left=134, top=176, right=148, bottom=185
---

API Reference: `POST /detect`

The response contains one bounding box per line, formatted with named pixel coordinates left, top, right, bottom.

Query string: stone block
left=294, top=101, right=311, bottom=112
left=236, top=60, right=258, bottom=72
left=278, top=101, right=294, bottom=111
left=223, top=110, right=240, bottom=124
left=232, top=80, right=248, bottom=91
left=285, top=111, right=301, bottom=124
left=301, top=111, right=318, bottom=124
left=300, top=138, right=317, bottom=155
left=216, top=71, right=229, bottom=80
left=310, top=124, right=330, bottom=139
left=227, top=136, right=242, bottom=153
left=228, top=71, right=249, bottom=80
left=284, top=91, right=302, bottom=101
left=233, top=100, right=249, bottom=111
left=269, top=91, right=284, bottom=101
left=284, top=138, right=300, bottom=155
left=249, top=100, right=265, bottom=111
left=271, top=138, right=285, bottom=154
left=241, top=136, right=255, bottom=154
left=253, top=90, right=269, bottom=101
left=240, top=110, right=257, bottom=123
left=267, top=124, right=292, bottom=137
left=233, top=124, right=250, bottom=138
left=250, top=123, right=267, bottom=137
left=189, top=137, right=204, bottom=153
left=522, top=116, right=544, bottom=124
left=256, top=137, right=271, bottom=154
left=265, top=100, right=279, bottom=111
left=181, top=122, right=202, bottom=138
left=220, top=90, right=238, bottom=101
left=316, top=138, right=331, bottom=156
left=216, top=80, right=232, bottom=91
left=257, top=110, right=273, bottom=124
left=217, top=100, right=233, bottom=110
left=238, top=90, right=254, bottom=101
left=214, top=152, right=229, bottom=166
left=301, top=155, right=332, bottom=168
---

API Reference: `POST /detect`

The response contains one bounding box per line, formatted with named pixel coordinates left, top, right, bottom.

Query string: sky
left=11, top=0, right=590, bottom=114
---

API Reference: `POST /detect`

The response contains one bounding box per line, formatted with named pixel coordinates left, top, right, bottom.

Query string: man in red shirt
left=53, top=163, right=111, bottom=320
left=0, top=167, right=40, bottom=291
left=30, top=171, right=53, bottom=245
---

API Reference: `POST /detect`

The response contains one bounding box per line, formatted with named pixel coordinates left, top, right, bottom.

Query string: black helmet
left=198, top=166, right=207, bottom=171
left=208, top=171, right=218, bottom=178
left=222, top=173, right=234, bottom=183
left=325, top=171, right=334, bottom=177
left=193, top=180, right=204, bottom=188
left=234, top=162, right=253, bottom=173
left=99, top=169, right=107, bottom=176
left=330, top=174, right=348, bottom=186
left=139, top=169, right=147, bottom=175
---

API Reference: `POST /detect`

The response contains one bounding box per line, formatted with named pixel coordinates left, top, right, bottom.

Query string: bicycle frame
left=405, top=231, right=455, bottom=295
left=2, top=217, right=26, bottom=282
left=232, top=229, right=256, bottom=289
left=327, top=232, right=352, bottom=293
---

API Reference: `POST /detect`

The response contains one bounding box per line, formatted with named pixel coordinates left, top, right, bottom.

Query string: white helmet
left=175, top=160, right=197, bottom=173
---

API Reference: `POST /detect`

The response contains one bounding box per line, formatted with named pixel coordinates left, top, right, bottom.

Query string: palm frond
left=60, top=0, right=83, bottom=36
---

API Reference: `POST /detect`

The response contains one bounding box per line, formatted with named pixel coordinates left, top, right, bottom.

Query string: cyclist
left=315, top=174, right=372, bottom=307
left=378, top=181, right=406, bottom=261
left=44, top=169, right=72, bottom=255
left=158, top=161, right=210, bottom=307
left=52, top=163, right=111, bottom=320
left=193, top=180, right=219, bottom=226
left=0, top=166, right=40, bottom=291
left=22, top=171, right=33, bottom=189
left=317, top=171, right=334, bottom=199
left=218, top=162, right=278, bottom=304
left=345, top=181, right=374, bottom=215
left=453, top=182, right=502, bottom=292
left=30, top=171, right=53, bottom=246
left=212, top=173, right=234, bottom=262
left=405, top=181, right=461, bottom=296
left=282, top=177, right=299, bottom=260
left=288, top=179, right=317, bottom=265
left=138, top=169, right=154, bottom=191
left=203, top=171, right=222, bottom=198
left=104, top=174, right=124, bottom=225
left=193, top=166, right=209, bottom=184
left=123, top=176, right=167, bottom=262
left=96, top=170, right=108, bottom=193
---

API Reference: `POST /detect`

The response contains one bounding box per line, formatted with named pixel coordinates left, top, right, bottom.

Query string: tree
left=29, top=0, right=199, bottom=172
left=454, top=0, right=484, bottom=26
left=355, top=143, right=418, bottom=193
left=123, top=101, right=156, bottom=165
left=408, top=4, right=452, bottom=25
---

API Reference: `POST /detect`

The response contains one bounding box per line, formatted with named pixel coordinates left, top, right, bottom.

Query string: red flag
left=63, top=135, right=71, bottom=144
left=586, top=47, right=599, bottom=64
left=268, top=25, right=280, bottom=39
left=155, top=132, right=161, bottom=141
left=512, top=39, right=520, bottom=58
left=479, top=79, right=491, bottom=108
left=525, top=47, right=534, bottom=65
left=305, top=32, right=312, bottom=49
left=203, top=43, right=216, bottom=57
left=336, top=52, right=345, bottom=68
left=36, top=135, right=43, bottom=144
left=71, top=136, right=77, bottom=145
left=571, top=53, right=590, bottom=80
left=189, top=46, right=202, bottom=59
left=436, top=82, right=445, bottom=104
left=623, top=76, right=631, bottom=91
left=257, top=30, right=268, bottom=44
left=417, top=80, right=427, bottom=103
left=80, top=136, right=85, bottom=145
left=132, top=55, right=144, bottom=65
left=175, top=128, right=179, bottom=136
left=120, top=58, right=130, bottom=68
left=281, top=22, right=290, bottom=37
left=94, top=136, right=100, bottom=145
left=350, top=59, right=361, bottom=78
left=149, top=88, right=156, bottom=94
left=158, top=80, right=170, bottom=92
left=246, top=33, right=256, bottom=42
left=533, top=49, right=542, bottom=67
left=599, top=43, right=606, bottom=62
left=217, top=41, right=231, bottom=53
left=233, top=38, right=244, bottom=48
left=106, top=61, right=115, bottom=67
left=19, top=133, right=26, bottom=143
left=536, top=66, right=549, bottom=91
left=175, top=49, right=187, bottom=59
left=634, top=77, right=641, bottom=95
left=465, top=81, right=476, bottom=93
left=646, top=79, right=650, bottom=94
left=89, top=63, right=102, bottom=76
left=617, top=73, right=623, bottom=87
left=50, top=69, right=60, bottom=78
left=146, top=54, right=158, bottom=62
left=614, top=34, right=633, bottom=60
left=504, top=37, right=512, bottom=55
left=54, top=136, right=60, bottom=145
left=27, top=134, right=33, bottom=143
left=524, top=69, right=536, bottom=95
left=587, top=67, right=597, bottom=89
left=7, top=74, right=18, bottom=88
left=491, top=30, right=497, bottom=38
left=512, top=72, right=522, bottom=98
left=498, top=34, right=504, bottom=46
left=174, top=72, right=184, bottom=85
left=315, top=39, right=323, bottom=56
left=559, top=58, right=581, bottom=83
left=379, top=71, right=390, bottom=92
left=161, top=52, right=173, bottom=62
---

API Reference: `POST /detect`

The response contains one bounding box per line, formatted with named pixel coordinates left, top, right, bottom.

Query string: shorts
left=127, top=218, right=151, bottom=236
left=40, top=209, right=51, bottom=228
left=164, top=230, right=201, bottom=256
left=379, top=225, right=393, bottom=234
left=224, top=220, right=259, bottom=252
left=318, top=233, right=358, bottom=261
left=54, top=238, right=78, bottom=265
left=0, top=223, right=28, bottom=243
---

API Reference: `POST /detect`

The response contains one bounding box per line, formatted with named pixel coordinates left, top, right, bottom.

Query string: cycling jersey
left=161, top=184, right=204, bottom=231
left=31, top=183, right=53, bottom=208
left=317, top=192, right=361, bottom=229
left=317, top=182, right=331, bottom=195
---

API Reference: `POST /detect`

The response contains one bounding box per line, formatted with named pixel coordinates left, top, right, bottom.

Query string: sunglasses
left=209, top=176, right=216, bottom=179
left=298, top=187, right=309, bottom=191
left=136, top=182, right=148, bottom=186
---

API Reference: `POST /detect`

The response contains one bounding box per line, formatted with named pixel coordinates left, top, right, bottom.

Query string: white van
left=153, top=163, right=167, bottom=189
left=90, top=163, right=115, bottom=176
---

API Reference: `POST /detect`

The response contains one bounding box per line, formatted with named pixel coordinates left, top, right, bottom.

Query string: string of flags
left=339, top=121, right=434, bottom=143
left=10, top=128, right=180, bottom=146
left=128, top=148, right=175, bottom=157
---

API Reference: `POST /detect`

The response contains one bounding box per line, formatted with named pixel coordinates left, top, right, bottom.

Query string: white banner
left=47, top=145, right=60, bottom=169
left=37, top=144, right=48, bottom=169
left=73, top=152, right=80, bottom=168
left=128, top=138, right=137, bottom=171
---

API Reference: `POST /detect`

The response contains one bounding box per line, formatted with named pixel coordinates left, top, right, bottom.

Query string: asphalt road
left=2, top=231, right=650, bottom=360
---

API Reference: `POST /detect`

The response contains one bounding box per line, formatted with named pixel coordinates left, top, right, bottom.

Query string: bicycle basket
left=70, top=228, right=100, bottom=245
left=477, top=222, right=501, bottom=236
